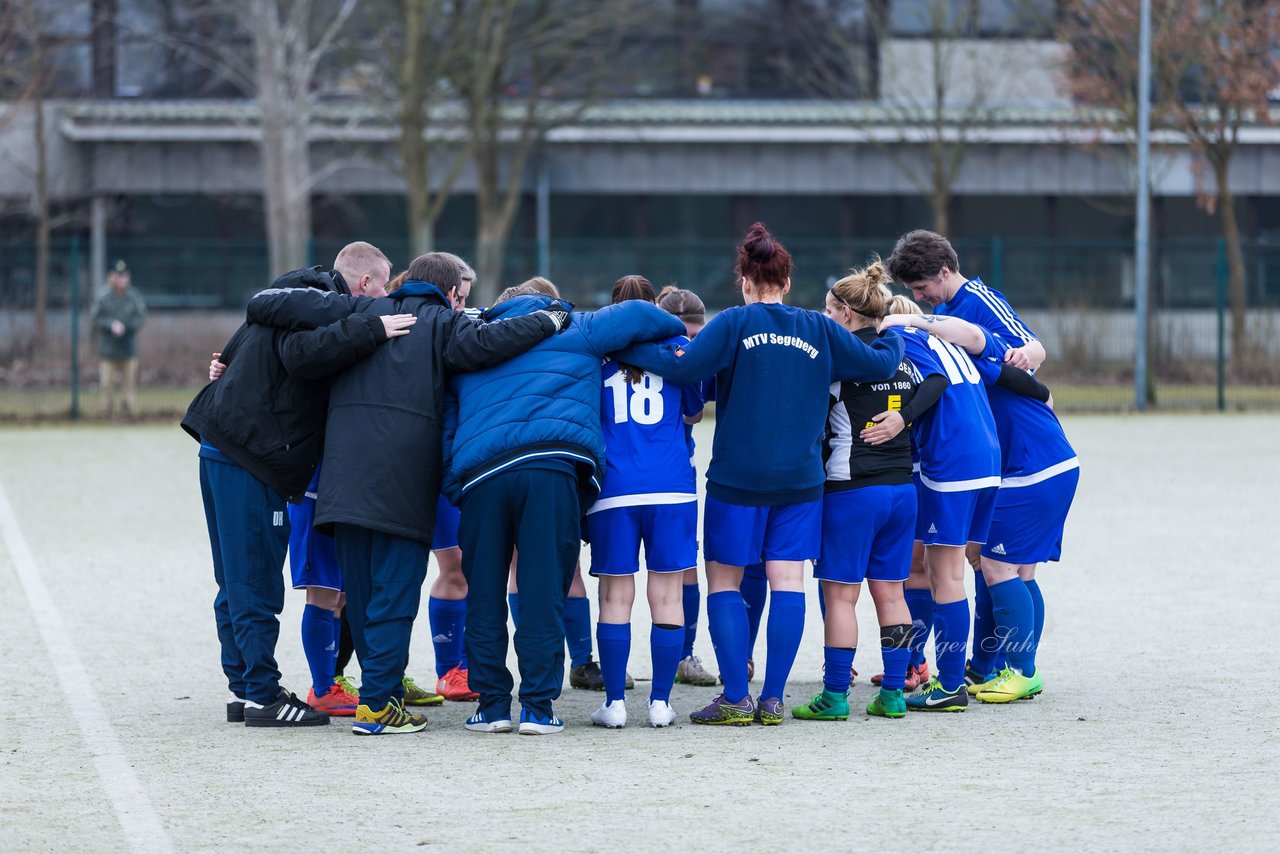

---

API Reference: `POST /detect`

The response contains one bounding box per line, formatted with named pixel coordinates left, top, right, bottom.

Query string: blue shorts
left=432, top=494, right=461, bottom=552
left=288, top=498, right=343, bottom=591
left=704, top=495, right=822, bottom=566
left=915, top=475, right=997, bottom=547
left=982, top=465, right=1080, bottom=565
left=586, top=501, right=698, bottom=575
left=817, top=484, right=916, bottom=584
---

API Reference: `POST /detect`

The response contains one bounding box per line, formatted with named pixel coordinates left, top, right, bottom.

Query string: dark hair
left=736, top=222, right=792, bottom=291
left=886, top=230, right=959, bottom=284
left=611, top=274, right=655, bottom=305
left=657, top=285, right=705, bottom=323
left=405, top=252, right=462, bottom=294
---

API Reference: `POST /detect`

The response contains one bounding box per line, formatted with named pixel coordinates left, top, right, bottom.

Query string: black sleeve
left=899, top=374, right=948, bottom=424
left=995, top=364, right=1052, bottom=402
left=247, top=288, right=368, bottom=331
left=441, top=310, right=556, bottom=374
left=217, top=323, right=252, bottom=368
left=274, top=314, right=388, bottom=380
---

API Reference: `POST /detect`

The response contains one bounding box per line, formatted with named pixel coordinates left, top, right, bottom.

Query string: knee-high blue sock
left=970, top=574, right=1000, bottom=675
left=596, top=622, right=631, bottom=702
left=761, top=590, right=805, bottom=702
left=707, top=590, right=750, bottom=703
left=507, top=592, right=519, bottom=628
left=681, top=583, right=700, bottom=659
left=822, top=647, right=855, bottom=694
left=428, top=596, right=466, bottom=678
left=741, top=564, right=768, bottom=659
left=302, top=604, right=336, bottom=696
left=650, top=624, right=684, bottom=703
left=565, top=596, right=593, bottom=668
left=904, top=588, right=935, bottom=669
left=988, top=578, right=1037, bottom=676
left=1025, top=578, right=1045, bottom=655
left=817, top=582, right=826, bottom=619
left=933, top=599, right=970, bottom=692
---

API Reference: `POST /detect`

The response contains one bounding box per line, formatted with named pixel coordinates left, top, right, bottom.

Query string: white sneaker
left=590, top=699, right=627, bottom=729
left=648, top=699, right=677, bottom=728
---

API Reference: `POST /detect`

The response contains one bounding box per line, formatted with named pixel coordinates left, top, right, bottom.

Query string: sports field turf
left=0, top=416, right=1275, bottom=851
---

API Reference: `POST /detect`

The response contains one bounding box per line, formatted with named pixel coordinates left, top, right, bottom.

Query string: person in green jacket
left=91, top=260, right=147, bottom=418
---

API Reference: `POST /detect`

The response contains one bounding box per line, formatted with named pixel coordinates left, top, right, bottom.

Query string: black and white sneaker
left=243, top=690, right=330, bottom=727
left=227, top=693, right=247, bottom=723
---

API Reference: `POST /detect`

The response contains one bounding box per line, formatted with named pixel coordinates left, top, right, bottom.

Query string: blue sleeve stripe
left=968, top=283, right=1036, bottom=343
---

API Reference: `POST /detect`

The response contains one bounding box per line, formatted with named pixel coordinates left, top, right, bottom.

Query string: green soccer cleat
left=905, top=678, right=968, bottom=712
left=334, top=674, right=359, bottom=698
left=975, top=667, right=1044, bottom=703
left=402, top=675, right=445, bottom=707
left=791, top=690, right=850, bottom=721
left=964, top=660, right=1001, bottom=696
left=866, top=688, right=907, bottom=718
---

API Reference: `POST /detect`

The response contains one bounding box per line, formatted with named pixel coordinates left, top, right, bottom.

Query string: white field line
left=0, top=477, right=172, bottom=853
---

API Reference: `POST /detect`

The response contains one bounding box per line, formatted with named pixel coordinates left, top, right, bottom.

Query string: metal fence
left=1, top=236, right=1277, bottom=419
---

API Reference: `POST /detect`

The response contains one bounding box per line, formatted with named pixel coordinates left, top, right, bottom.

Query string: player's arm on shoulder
left=441, top=306, right=557, bottom=374
left=582, top=301, right=686, bottom=358
left=995, top=363, right=1051, bottom=402
left=1006, top=338, right=1046, bottom=372
left=827, top=315, right=904, bottom=382
left=611, top=310, right=728, bottom=384
left=247, top=288, right=368, bottom=331
left=275, top=312, right=391, bottom=380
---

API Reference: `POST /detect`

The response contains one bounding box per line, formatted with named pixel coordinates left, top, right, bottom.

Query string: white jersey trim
left=1000, top=457, right=1079, bottom=489
left=586, top=492, right=698, bottom=515
left=917, top=472, right=1003, bottom=493
left=462, top=449, right=596, bottom=494
left=967, top=282, right=1036, bottom=343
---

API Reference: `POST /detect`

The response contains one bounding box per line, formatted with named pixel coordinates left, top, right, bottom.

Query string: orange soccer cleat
left=436, top=665, right=480, bottom=701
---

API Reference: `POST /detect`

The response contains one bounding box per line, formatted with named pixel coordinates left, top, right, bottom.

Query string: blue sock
left=1026, top=578, right=1045, bottom=655
left=881, top=645, right=911, bottom=692
left=565, top=596, right=593, bottom=669
left=428, top=596, right=466, bottom=678
left=706, top=590, right=750, bottom=703
left=817, top=582, right=826, bottom=619
left=681, top=583, right=700, bottom=659
left=761, top=590, right=805, bottom=702
left=596, top=622, right=631, bottom=703
left=970, top=573, right=1000, bottom=675
left=904, top=588, right=935, bottom=669
left=988, top=578, right=1037, bottom=676
left=741, top=564, right=768, bottom=659
left=650, top=624, right=684, bottom=703
left=507, top=592, right=519, bottom=628
left=330, top=611, right=341, bottom=675
left=933, top=599, right=970, bottom=692
left=301, top=604, right=336, bottom=696
left=822, top=646, right=855, bottom=694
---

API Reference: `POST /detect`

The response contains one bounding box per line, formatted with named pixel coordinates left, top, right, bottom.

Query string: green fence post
left=990, top=235, right=1003, bottom=293
left=1216, top=237, right=1226, bottom=412
left=70, top=236, right=81, bottom=421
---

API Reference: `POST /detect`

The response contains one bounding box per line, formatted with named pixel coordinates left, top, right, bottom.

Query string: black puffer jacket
left=181, top=268, right=385, bottom=501
left=246, top=280, right=558, bottom=545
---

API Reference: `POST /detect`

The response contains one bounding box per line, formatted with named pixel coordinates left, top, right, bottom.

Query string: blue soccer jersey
left=894, top=326, right=1001, bottom=490
left=593, top=335, right=703, bottom=512
left=940, top=278, right=1077, bottom=479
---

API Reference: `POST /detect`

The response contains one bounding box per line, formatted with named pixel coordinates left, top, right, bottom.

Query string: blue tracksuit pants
left=199, top=457, right=289, bottom=705
left=333, top=524, right=428, bottom=712
left=459, top=468, right=581, bottom=720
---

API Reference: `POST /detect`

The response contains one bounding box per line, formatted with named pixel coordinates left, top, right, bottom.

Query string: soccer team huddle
left=185, top=223, right=1078, bottom=736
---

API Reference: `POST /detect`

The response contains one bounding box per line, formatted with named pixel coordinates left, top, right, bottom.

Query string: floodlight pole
left=1134, top=0, right=1153, bottom=412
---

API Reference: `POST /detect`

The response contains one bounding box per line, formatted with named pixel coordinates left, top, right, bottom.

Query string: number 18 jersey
left=594, top=335, right=704, bottom=511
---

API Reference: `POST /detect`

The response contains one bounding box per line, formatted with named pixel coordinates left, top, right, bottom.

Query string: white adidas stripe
left=586, top=492, right=697, bottom=515
left=968, top=282, right=1035, bottom=342
left=1000, top=457, right=1080, bottom=489
left=917, top=472, right=1003, bottom=493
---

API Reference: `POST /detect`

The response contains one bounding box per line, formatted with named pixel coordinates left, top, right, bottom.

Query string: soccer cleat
left=791, top=690, right=850, bottom=721
left=905, top=678, right=968, bottom=712
left=227, top=694, right=247, bottom=723
left=872, top=661, right=930, bottom=690
left=569, top=658, right=605, bottom=690
left=243, top=690, right=330, bottom=728
left=308, top=683, right=358, bottom=717
left=334, top=674, right=359, bottom=698
left=590, top=699, right=628, bottom=729
left=756, top=696, right=785, bottom=726
left=402, top=675, right=445, bottom=707
left=717, top=658, right=755, bottom=686
left=625, top=672, right=636, bottom=690
left=648, top=700, right=677, bottom=728
left=965, top=660, right=1002, bottom=696
left=518, top=708, right=564, bottom=735
left=689, top=693, right=755, bottom=726
left=351, top=698, right=427, bottom=735
left=866, top=688, right=908, bottom=719
left=465, top=709, right=513, bottom=733
left=436, top=665, right=480, bottom=701
left=975, top=667, right=1044, bottom=704
left=675, top=655, right=718, bottom=686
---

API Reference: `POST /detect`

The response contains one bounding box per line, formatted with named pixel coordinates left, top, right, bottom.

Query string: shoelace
left=985, top=667, right=1016, bottom=690
left=403, top=676, right=423, bottom=695
left=335, top=675, right=358, bottom=695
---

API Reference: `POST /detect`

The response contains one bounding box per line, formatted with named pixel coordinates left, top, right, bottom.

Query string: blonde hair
left=518, top=276, right=559, bottom=298
left=830, top=258, right=894, bottom=319
left=332, top=241, right=391, bottom=285
left=888, top=294, right=924, bottom=316
left=386, top=270, right=408, bottom=293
